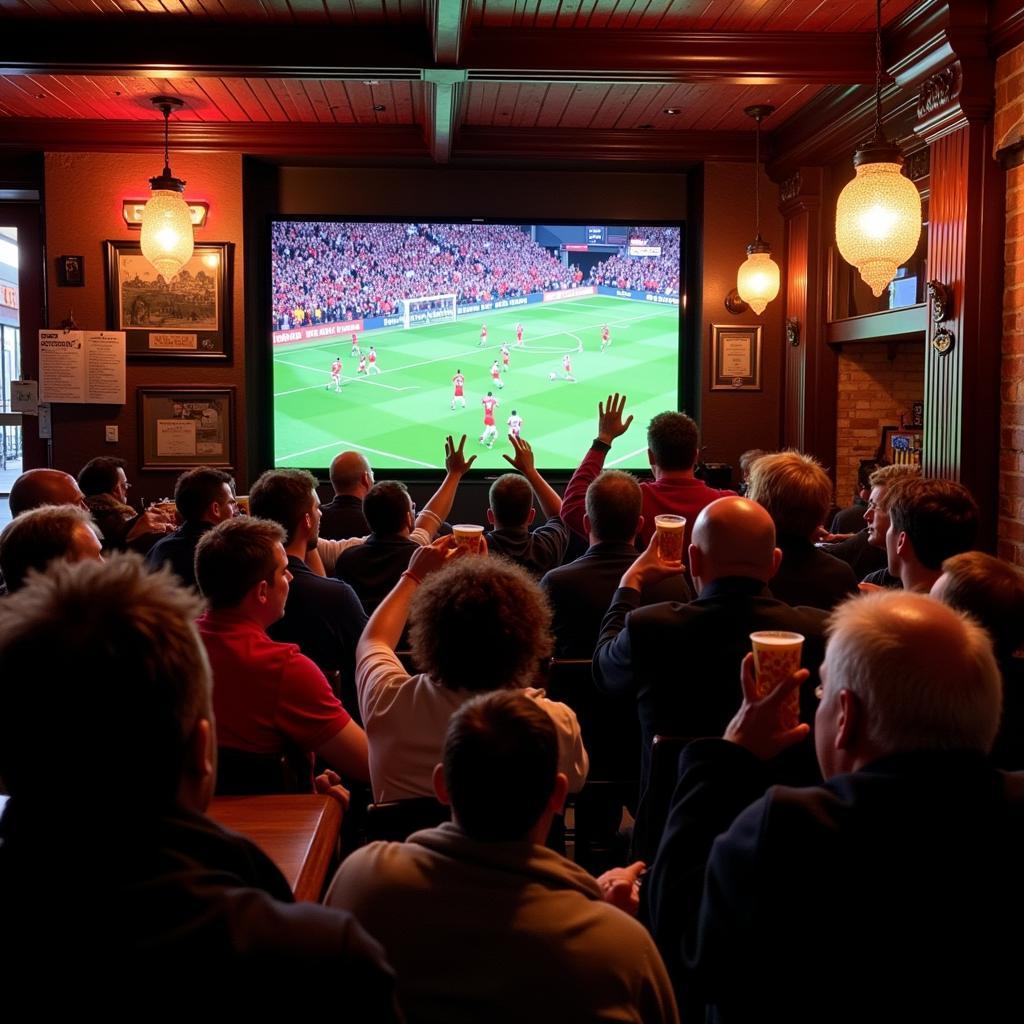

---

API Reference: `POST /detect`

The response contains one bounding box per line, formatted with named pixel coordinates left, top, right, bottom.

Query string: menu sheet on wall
left=38, top=330, right=126, bottom=405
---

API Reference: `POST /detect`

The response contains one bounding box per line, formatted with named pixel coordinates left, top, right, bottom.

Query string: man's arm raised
left=413, top=435, right=476, bottom=543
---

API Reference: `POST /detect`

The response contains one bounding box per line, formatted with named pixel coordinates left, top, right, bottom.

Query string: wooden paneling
left=0, top=0, right=425, bottom=19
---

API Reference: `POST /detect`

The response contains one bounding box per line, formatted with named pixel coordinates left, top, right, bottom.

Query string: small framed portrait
left=57, top=255, right=84, bottom=287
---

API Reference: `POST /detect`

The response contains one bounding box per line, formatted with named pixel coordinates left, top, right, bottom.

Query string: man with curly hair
left=355, top=537, right=588, bottom=803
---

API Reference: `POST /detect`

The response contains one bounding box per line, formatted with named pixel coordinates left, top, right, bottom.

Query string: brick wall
left=997, top=42, right=1024, bottom=564
left=835, top=342, right=924, bottom=504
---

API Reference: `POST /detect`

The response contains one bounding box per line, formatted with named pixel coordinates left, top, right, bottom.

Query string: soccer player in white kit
left=479, top=323, right=488, bottom=347
left=490, top=360, right=504, bottom=390
left=507, top=410, right=523, bottom=439
left=562, top=353, right=577, bottom=382
left=368, top=346, right=381, bottom=374
left=600, top=324, right=611, bottom=351
left=357, top=355, right=368, bottom=375
left=327, top=357, right=342, bottom=391
left=451, top=369, right=466, bottom=410
left=480, top=391, right=499, bottom=448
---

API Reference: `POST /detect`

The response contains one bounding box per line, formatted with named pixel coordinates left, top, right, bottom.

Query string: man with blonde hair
left=746, top=449, right=856, bottom=609
left=857, top=463, right=922, bottom=588
left=647, top=590, right=1020, bottom=1022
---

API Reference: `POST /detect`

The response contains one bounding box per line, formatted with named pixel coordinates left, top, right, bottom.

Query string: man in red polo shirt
left=195, top=517, right=369, bottom=788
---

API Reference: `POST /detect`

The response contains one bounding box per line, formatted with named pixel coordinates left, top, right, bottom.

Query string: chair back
left=215, top=745, right=314, bottom=795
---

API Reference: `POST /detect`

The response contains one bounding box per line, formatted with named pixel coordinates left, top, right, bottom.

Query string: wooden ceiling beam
left=429, top=0, right=470, bottom=65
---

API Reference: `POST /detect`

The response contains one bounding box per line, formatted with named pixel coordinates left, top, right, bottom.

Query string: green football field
left=273, top=295, right=680, bottom=473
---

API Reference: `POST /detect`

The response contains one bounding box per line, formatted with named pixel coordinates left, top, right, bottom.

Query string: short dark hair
left=488, top=474, right=534, bottom=528
left=0, top=505, right=94, bottom=593
left=443, top=691, right=558, bottom=842
left=0, top=553, right=209, bottom=807
left=77, top=457, right=126, bottom=497
left=887, top=477, right=979, bottom=570
left=249, top=468, right=317, bottom=544
left=585, top=470, right=642, bottom=543
left=174, top=467, right=234, bottom=524
left=647, top=411, right=699, bottom=471
left=938, top=552, right=1024, bottom=658
left=363, top=480, right=411, bottom=535
left=409, top=557, right=553, bottom=692
left=194, top=517, right=285, bottom=609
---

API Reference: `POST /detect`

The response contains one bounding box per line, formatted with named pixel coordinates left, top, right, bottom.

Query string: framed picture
left=139, top=388, right=235, bottom=471
left=57, top=254, right=84, bottom=287
left=710, top=324, right=762, bottom=391
left=105, top=240, right=232, bottom=360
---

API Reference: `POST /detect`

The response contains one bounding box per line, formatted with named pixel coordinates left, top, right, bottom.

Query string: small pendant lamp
left=735, top=104, right=780, bottom=316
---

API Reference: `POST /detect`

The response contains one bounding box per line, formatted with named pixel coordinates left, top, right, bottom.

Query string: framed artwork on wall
left=105, top=240, right=233, bottom=360
left=139, top=387, right=235, bottom=471
left=710, top=324, right=762, bottom=391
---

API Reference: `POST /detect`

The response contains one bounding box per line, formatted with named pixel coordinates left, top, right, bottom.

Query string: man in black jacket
left=319, top=449, right=373, bottom=540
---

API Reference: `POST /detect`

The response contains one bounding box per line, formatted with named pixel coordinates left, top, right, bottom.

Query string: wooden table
left=209, top=794, right=342, bottom=902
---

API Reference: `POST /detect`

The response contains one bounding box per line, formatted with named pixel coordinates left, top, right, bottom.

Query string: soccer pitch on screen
left=273, top=296, right=680, bottom=473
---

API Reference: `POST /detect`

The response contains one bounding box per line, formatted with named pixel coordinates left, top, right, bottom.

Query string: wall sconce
left=927, top=280, right=952, bottom=323
left=735, top=104, right=780, bottom=316
left=139, top=96, right=194, bottom=279
left=724, top=289, right=749, bottom=315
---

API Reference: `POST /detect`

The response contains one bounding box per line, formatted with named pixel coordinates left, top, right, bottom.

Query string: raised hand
left=723, top=653, right=810, bottom=760
left=445, top=434, right=477, bottom=477
left=502, top=434, right=536, bottom=475
left=598, top=393, right=634, bottom=445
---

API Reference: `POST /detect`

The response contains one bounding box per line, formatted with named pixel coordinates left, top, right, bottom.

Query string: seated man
left=334, top=434, right=474, bottom=614
left=77, top=455, right=173, bottom=553
left=856, top=463, right=921, bottom=587
left=0, top=554, right=398, bottom=1009
left=195, top=517, right=369, bottom=788
left=931, top=551, right=1024, bottom=769
left=542, top=469, right=691, bottom=659
left=646, top=590, right=1020, bottom=1023
left=8, top=467, right=89, bottom=515
left=357, top=538, right=588, bottom=802
left=0, top=505, right=103, bottom=592
left=746, top=450, right=857, bottom=610
left=484, top=435, right=568, bottom=578
left=326, top=690, right=678, bottom=1024
left=883, top=475, right=979, bottom=592
left=561, top=394, right=733, bottom=551
left=249, top=468, right=366, bottom=712
left=319, top=450, right=373, bottom=540
left=145, top=466, right=237, bottom=588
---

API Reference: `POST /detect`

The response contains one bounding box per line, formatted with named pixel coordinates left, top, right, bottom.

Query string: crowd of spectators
left=587, top=227, right=681, bottom=295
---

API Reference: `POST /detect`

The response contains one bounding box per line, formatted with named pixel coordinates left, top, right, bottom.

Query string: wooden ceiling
left=0, top=0, right=961, bottom=168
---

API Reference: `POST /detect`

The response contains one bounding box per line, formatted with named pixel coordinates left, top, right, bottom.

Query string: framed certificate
left=711, top=324, right=762, bottom=391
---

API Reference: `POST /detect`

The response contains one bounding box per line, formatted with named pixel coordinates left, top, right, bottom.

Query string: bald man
left=9, top=468, right=89, bottom=516
left=319, top=451, right=373, bottom=540
left=646, top=590, right=1020, bottom=1022
left=593, top=496, right=827, bottom=858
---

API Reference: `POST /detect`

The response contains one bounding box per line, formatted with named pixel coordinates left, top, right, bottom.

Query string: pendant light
left=140, top=96, right=194, bottom=280
left=735, top=104, right=780, bottom=316
left=834, top=0, right=921, bottom=297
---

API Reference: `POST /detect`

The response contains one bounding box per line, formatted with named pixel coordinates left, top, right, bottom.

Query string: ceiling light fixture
left=734, top=103, right=780, bottom=316
left=834, top=0, right=921, bottom=297
left=139, top=96, right=194, bottom=280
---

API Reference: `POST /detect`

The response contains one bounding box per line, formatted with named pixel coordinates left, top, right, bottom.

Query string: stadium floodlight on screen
left=270, top=219, right=683, bottom=475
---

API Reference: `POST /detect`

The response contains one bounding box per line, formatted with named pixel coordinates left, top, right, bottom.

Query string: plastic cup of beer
left=749, top=631, right=805, bottom=729
left=654, top=514, right=686, bottom=565
left=452, top=523, right=485, bottom=554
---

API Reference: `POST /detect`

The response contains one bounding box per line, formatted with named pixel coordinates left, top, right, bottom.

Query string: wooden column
left=915, top=59, right=1004, bottom=546
left=779, top=167, right=837, bottom=473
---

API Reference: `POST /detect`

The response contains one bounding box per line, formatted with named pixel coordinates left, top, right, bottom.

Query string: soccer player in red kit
left=351, top=332, right=360, bottom=356
left=501, top=344, right=511, bottom=372
left=490, top=360, right=504, bottom=390
left=357, top=355, right=368, bottom=375
left=600, top=324, right=611, bottom=352
left=368, top=346, right=381, bottom=374
left=479, top=324, right=488, bottom=347
left=480, top=391, right=499, bottom=448
left=562, top=354, right=577, bottom=382
left=452, top=369, right=466, bottom=410
left=516, top=322, right=524, bottom=346
left=327, top=357, right=342, bottom=392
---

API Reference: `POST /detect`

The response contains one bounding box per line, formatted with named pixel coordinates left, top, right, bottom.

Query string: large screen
left=270, top=220, right=682, bottom=473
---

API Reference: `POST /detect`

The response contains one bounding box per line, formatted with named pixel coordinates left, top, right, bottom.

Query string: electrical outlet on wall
left=105, top=425, right=119, bottom=443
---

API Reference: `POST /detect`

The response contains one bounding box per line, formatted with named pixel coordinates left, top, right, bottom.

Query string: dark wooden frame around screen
left=105, top=240, right=233, bottom=360
left=139, top=387, right=235, bottom=471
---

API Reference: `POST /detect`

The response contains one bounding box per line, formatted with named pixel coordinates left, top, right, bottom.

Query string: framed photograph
left=139, top=387, right=235, bottom=471
left=57, top=254, right=84, bottom=287
left=710, top=324, right=762, bottom=391
left=105, top=240, right=232, bottom=360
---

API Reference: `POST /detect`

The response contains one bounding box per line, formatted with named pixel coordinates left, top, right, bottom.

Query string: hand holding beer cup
left=724, top=649, right=810, bottom=760
left=452, top=523, right=486, bottom=555
left=619, top=525, right=688, bottom=591
left=654, top=514, right=686, bottom=566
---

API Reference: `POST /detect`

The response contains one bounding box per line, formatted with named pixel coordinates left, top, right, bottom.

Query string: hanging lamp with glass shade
left=735, top=104, right=780, bottom=316
left=834, top=0, right=921, bottom=298
left=140, top=96, right=194, bottom=280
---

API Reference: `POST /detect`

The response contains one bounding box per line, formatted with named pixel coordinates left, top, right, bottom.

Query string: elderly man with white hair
left=645, top=590, right=1022, bottom=1023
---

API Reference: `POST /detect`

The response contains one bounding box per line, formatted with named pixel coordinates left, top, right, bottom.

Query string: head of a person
left=688, top=496, right=780, bottom=591
left=363, top=480, right=414, bottom=536
left=864, top=464, right=921, bottom=548
left=488, top=474, right=535, bottom=530
left=816, top=591, right=1001, bottom=778
left=435, top=690, right=564, bottom=843
left=584, top=470, right=643, bottom=544
left=856, top=460, right=880, bottom=501
left=746, top=450, right=832, bottom=542
left=194, top=517, right=290, bottom=624
left=173, top=467, right=236, bottom=526
left=738, top=449, right=767, bottom=483
left=884, top=477, right=979, bottom=579
left=77, top=457, right=129, bottom=503
left=646, top=411, right=699, bottom=472
left=931, top=552, right=1024, bottom=659
left=409, top=557, right=553, bottom=692
left=0, top=505, right=103, bottom=593
left=329, top=450, right=374, bottom=497
left=249, top=468, right=320, bottom=550
left=8, top=468, right=88, bottom=516
left=0, top=554, right=214, bottom=812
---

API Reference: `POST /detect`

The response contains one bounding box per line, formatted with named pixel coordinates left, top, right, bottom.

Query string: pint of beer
left=749, top=631, right=805, bottom=729
left=654, top=514, right=686, bottom=565
left=452, top=523, right=485, bottom=554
